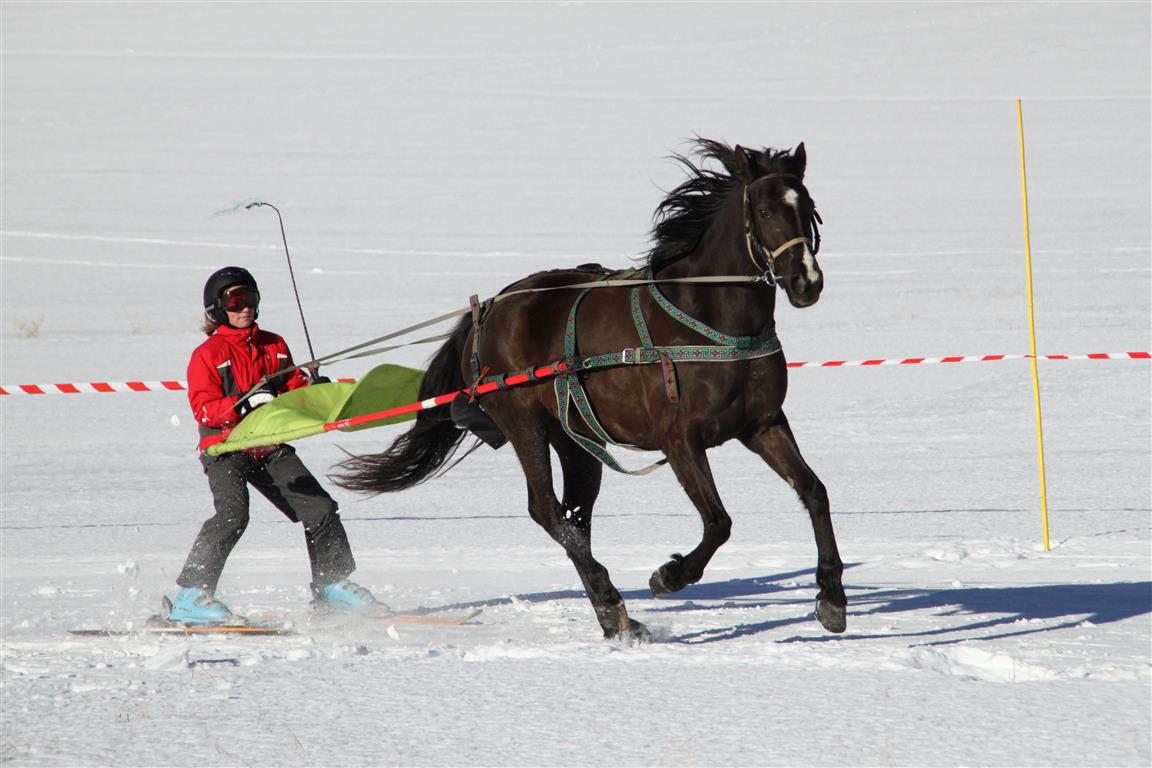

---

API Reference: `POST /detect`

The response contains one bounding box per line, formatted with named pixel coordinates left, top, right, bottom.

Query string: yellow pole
left=1016, top=99, right=1052, bottom=551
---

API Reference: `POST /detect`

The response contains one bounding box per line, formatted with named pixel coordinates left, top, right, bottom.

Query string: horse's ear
left=790, top=142, right=808, bottom=178
left=732, top=145, right=754, bottom=181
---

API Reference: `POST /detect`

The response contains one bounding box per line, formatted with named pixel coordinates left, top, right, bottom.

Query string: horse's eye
left=758, top=208, right=772, bottom=218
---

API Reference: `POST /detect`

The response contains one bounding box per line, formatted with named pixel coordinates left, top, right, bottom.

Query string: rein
left=289, top=273, right=770, bottom=370
left=235, top=272, right=771, bottom=406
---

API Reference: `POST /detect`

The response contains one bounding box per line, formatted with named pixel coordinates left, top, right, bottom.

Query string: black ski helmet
left=203, top=266, right=259, bottom=325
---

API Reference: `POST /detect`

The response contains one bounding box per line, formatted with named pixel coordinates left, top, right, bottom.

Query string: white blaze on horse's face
left=783, top=188, right=820, bottom=285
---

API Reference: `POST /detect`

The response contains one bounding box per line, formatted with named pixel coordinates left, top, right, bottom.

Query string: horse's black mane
left=647, top=138, right=795, bottom=273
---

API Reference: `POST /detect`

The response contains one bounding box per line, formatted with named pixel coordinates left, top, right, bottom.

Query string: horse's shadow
left=826, top=580, right=1152, bottom=647
left=445, top=568, right=816, bottom=622
left=670, top=577, right=1152, bottom=646
left=446, top=568, right=1152, bottom=646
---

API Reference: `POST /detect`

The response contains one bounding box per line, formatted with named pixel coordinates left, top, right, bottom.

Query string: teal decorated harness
left=551, top=268, right=782, bottom=474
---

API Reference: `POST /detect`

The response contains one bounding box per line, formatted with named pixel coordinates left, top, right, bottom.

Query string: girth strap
left=631, top=288, right=679, bottom=402
left=555, top=287, right=667, bottom=475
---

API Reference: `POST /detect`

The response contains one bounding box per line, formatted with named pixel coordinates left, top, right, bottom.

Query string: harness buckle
left=621, top=347, right=639, bottom=364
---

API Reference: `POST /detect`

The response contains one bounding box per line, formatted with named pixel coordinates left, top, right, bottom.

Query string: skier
left=166, top=265, right=382, bottom=624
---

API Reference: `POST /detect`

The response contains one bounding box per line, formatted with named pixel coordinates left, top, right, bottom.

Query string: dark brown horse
left=336, top=139, right=845, bottom=642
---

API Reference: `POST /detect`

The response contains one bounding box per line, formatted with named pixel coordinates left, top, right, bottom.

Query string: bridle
left=742, top=174, right=822, bottom=285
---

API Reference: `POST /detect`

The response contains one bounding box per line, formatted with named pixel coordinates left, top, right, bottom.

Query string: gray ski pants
left=177, top=444, right=356, bottom=595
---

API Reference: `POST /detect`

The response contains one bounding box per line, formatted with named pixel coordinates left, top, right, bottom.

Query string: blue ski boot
left=314, top=579, right=387, bottom=615
left=166, top=587, right=241, bottom=626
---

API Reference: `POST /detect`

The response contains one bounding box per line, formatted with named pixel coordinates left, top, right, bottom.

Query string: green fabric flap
left=205, top=364, right=425, bottom=456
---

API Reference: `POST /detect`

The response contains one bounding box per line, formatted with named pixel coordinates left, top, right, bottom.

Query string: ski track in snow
left=2, top=2, right=1150, bottom=767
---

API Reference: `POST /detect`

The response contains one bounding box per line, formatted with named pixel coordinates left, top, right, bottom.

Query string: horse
left=335, top=139, right=846, bottom=642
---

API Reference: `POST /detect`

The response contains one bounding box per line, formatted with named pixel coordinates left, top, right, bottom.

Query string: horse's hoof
left=605, top=619, right=651, bottom=645
left=816, top=599, right=847, bottom=633
left=649, top=555, right=686, bottom=597
left=649, top=569, right=671, bottom=597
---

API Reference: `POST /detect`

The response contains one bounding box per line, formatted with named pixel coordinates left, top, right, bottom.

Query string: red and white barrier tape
left=1, top=381, right=189, bottom=395
left=0, top=354, right=1147, bottom=396
left=0, top=377, right=359, bottom=396
left=784, top=351, right=1150, bottom=369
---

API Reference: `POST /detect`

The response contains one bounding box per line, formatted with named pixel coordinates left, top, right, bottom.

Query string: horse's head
left=734, top=143, right=824, bottom=308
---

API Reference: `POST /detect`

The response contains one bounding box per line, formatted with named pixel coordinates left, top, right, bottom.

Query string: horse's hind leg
left=549, top=426, right=603, bottom=542
left=649, top=437, right=733, bottom=596
left=505, top=417, right=648, bottom=642
left=740, top=413, right=846, bottom=633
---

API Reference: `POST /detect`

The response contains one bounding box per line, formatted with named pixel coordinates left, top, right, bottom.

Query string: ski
left=69, top=623, right=293, bottom=637
left=368, top=607, right=483, bottom=626
left=69, top=608, right=483, bottom=637
left=309, top=607, right=484, bottom=629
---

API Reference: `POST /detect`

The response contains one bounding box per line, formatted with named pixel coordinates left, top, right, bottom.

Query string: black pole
left=245, top=201, right=317, bottom=365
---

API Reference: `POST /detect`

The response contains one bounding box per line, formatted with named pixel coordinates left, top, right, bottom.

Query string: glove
left=308, top=368, right=331, bottom=385
left=236, top=387, right=276, bottom=416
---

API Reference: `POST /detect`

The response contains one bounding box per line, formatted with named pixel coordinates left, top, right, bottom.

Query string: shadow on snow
left=444, top=568, right=1151, bottom=646
left=826, top=580, right=1152, bottom=648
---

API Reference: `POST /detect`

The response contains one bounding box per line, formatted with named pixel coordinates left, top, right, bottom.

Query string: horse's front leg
left=740, top=413, right=846, bottom=633
left=650, top=437, right=733, bottom=596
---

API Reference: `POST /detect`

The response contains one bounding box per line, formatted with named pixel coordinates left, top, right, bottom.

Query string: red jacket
left=187, top=323, right=311, bottom=451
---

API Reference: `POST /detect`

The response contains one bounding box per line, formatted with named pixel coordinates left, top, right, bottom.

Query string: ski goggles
left=221, top=287, right=260, bottom=312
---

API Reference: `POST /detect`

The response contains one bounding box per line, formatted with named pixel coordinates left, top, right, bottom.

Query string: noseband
left=742, top=174, right=822, bottom=285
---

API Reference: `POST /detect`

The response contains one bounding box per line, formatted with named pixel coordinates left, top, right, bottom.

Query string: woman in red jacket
left=168, top=266, right=381, bottom=624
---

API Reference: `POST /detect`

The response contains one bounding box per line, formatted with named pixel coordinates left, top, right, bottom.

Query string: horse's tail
left=333, top=316, right=472, bottom=495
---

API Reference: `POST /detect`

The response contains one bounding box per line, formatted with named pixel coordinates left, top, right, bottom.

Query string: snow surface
left=2, top=2, right=1150, bottom=766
